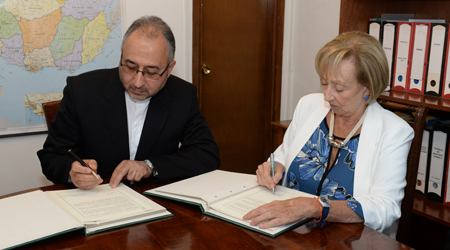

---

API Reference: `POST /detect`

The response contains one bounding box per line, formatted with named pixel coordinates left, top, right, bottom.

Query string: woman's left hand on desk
left=242, top=197, right=320, bottom=229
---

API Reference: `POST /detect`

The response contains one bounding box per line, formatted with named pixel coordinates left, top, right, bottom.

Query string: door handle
left=202, top=64, right=211, bottom=75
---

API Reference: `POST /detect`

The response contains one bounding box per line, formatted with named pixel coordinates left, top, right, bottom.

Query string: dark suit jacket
left=38, top=68, right=220, bottom=184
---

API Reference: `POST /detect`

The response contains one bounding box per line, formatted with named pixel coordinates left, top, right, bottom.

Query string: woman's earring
left=364, top=95, right=370, bottom=100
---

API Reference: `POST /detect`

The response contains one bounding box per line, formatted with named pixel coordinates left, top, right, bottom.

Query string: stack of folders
left=369, top=17, right=450, bottom=98
left=393, top=111, right=450, bottom=206
left=414, top=119, right=450, bottom=206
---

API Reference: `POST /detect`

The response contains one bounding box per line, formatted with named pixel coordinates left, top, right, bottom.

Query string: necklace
left=328, top=108, right=367, bottom=148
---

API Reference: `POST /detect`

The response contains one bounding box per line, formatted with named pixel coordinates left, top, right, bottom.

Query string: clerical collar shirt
left=125, top=91, right=151, bottom=160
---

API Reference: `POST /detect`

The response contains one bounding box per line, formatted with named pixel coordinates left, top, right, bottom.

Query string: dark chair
left=377, top=99, right=429, bottom=245
left=42, top=100, right=61, bottom=128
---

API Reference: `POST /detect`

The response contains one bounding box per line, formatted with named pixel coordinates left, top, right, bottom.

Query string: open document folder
left=0, top=183, right=172, bottom=250
left=145, top=170, right=315, bottom=237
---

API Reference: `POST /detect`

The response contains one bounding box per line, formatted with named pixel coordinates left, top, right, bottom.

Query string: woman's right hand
left=256, top=161, right=285, bottom=191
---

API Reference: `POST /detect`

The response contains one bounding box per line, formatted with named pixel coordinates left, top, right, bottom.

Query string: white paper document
left=47, top=183, right=156, bottom=223
left=0, top=183, right=172, bottom=249
left=0, top=190, right=82, bottom=250
left=145, top=170, right=315, bottom=237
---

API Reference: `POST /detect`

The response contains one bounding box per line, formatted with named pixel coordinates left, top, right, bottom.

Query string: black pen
left=68, top=149, right=100, bottom=179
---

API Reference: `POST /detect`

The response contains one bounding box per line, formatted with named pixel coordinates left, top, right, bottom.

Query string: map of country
left=0, top=0, right=120, bottom=72
left=0, top=0, right=121, bottom=135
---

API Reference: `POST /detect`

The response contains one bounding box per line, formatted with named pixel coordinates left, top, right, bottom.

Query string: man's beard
left=128, top=90, right=150, bottom=102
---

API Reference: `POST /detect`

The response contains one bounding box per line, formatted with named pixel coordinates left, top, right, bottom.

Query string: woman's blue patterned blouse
left=286, top=118, right=364, bottom=220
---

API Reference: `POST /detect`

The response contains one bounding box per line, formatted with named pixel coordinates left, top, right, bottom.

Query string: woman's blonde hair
left=315, top=31, right=389, bottom=103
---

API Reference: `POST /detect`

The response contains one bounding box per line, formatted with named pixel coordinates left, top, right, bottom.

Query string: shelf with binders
left=379, top=89, right=450, bottom=115
left=378, top=90, right=450, bottom=228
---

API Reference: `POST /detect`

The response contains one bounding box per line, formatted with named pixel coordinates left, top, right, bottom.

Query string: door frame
left=192, top=0, right=285, bottom=158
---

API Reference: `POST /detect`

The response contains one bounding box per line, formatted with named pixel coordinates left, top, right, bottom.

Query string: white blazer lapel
left=282, top=100, right=330, bottom=186
left=353, top=101, right=381, bottom=197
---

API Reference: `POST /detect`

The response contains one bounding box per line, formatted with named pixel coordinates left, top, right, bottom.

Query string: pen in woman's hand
left=270, top=153, right=275, bottom=195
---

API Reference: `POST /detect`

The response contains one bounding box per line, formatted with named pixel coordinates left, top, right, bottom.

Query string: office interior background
left=0, top=0, right=340, bottom=196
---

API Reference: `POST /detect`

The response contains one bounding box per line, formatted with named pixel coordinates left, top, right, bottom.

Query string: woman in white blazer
left=243, top=31, right=414, bottom=238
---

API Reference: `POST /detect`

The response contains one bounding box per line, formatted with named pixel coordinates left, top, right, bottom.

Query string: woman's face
left=321, top=58, right=370, bottom=118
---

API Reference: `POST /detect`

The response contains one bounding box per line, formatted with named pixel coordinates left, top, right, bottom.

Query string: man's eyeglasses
left=120, top=62, right=170, bottom=81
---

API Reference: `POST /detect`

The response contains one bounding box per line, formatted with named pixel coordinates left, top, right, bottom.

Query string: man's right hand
left=69, top=159, right=103, bottom=189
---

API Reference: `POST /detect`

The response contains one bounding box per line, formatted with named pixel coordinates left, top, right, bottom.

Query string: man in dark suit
left=37, top=16, right=220, bottom=189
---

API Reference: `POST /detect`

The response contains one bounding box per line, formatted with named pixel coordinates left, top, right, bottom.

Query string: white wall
left=280, top=0, right=341, bottom=120
left=0, top=134, right=51, bottom=196
left=0, top=0, right=340, bottom=196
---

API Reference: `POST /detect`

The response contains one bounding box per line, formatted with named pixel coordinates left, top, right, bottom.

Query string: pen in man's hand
left=270, top=153, right=275, bottom=195
left=68, top=149, right=100, bottom=179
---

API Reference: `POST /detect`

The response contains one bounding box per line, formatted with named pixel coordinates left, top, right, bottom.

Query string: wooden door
left=193, top=0, right=284, bottom=174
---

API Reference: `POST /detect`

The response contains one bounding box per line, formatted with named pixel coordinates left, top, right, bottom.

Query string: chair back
left=377, top=99, right=429, bottom=245
left=42, top=100, right=61, bottom=128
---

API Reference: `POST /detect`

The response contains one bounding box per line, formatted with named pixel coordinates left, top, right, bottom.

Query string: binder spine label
left=416, top=130, right=430, bottom=193
left=426, top=26, right=446, bottom=95
left=369, top=22, right=381, bottom=41
left=394, top=24, right=412, bottom=89
left=427, top=131, right=447, bottom=196
left=383, top=24, right=396, bottom=85
left=409, top=24, right=429, bottom=93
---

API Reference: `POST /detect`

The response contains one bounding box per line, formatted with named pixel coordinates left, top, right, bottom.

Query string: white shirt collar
left=124, top=91, right=151, bottom=160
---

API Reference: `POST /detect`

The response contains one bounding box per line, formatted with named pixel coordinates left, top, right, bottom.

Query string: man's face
left=119, top=29, right=176, bottom=100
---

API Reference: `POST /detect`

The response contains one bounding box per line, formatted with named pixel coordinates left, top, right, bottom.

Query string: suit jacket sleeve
left=37, top=76, right=84, bottom=184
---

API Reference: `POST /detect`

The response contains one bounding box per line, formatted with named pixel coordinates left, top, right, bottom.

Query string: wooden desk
left=3, top=180, right=410, bottom=250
